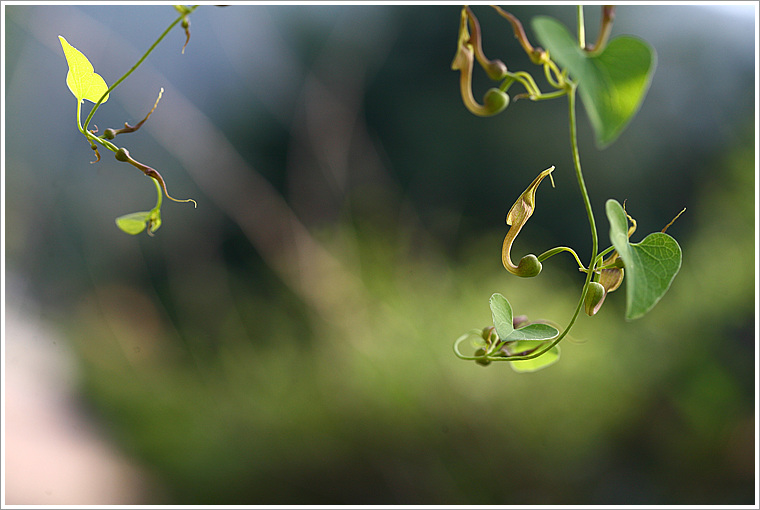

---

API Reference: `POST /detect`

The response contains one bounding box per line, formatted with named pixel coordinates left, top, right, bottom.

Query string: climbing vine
left=59, top=5, right=198, bottom=236
left=451, top=5, right=684, bottom=372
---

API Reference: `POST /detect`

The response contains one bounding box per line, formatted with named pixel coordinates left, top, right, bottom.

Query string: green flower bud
left=481, top=326, right=497, bottom=345
left=474, top=348, right=491, bottom=366
left=514, top=253, right=542, bottom=278
left=483, top=88, right=510, bottom=115
left=114, top=147, right=130, bottom=162
left=584, top=281, right=606, bottom=316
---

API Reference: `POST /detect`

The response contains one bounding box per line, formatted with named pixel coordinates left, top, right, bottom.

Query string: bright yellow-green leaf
left=59, top=35, right=109, bottom=104
left=115, top=211, right=151, bottom=235
left=509, top=342, right=560, bottom=373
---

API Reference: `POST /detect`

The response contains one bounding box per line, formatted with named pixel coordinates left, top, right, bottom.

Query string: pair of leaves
left=531, top=16, right=656, bottom=148
left=606, top=199, right=682, bottom=320
left=59, top=36, right=109, bottom=105
left=489, top=293, right=560, bottom=372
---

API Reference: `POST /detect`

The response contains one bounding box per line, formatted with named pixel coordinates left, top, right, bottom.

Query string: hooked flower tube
left=502, top=166, right=555, bottom=277
left=451, top=6, right=509, bottom=117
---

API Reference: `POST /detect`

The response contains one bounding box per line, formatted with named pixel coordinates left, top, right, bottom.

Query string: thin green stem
left=543, top=63, right=560, bottom=89
left=152, top=175, right=163, bottom=211
left=596, top=245, right=615, bottom=260
left=537, top=246, right=586, bottom=271
left=453, top=330, right=487, bottom=360
left=77, top=100, right=118, bottom=153
left=517, top=89, right=567, bottom=102
left=577, top=5, right=586, bottom=49
left=499, top=83, right=598, bottom=362
left=82, top=5, right=199, bottom=133
left=76, top=100, right=83, bottom=133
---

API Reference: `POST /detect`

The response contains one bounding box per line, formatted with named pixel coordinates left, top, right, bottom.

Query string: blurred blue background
left=4, top=4, right=757, bottom=505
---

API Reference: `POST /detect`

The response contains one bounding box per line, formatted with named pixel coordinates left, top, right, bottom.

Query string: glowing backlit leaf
left=59, top=35, right=110, bottom=104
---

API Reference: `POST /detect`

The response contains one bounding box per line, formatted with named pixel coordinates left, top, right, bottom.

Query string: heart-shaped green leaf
left=606, top=199, right=682, bottom=320
left=59, top=35, right=110, bottom=104
left=532, top=16, right=655, bottom=148
left=508, top=341, right=560, bottom=373
left=489, top=293, right=514, bottom=340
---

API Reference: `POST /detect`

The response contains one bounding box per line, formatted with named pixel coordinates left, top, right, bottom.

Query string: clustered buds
left=584, top=251, right=625, bottom=316
left=452, top=5, right=559, bottom=117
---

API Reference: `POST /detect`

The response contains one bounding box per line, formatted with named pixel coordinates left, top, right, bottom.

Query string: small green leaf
left=508, top=342, right=560, bottom=373
left=115, top=211, right=151, bottom=235
left=606, top=199, right=682, bottom=320
left=59, top=35, right=110, bottom=104
left=489, top=293, right=513, bottom=340
left=507, top=322, right=559, bottom=342
left=532, top=16, right=655, bottom=148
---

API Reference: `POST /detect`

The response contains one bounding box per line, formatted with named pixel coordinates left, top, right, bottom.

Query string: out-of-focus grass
left=63, top=136, right=755, bottom=505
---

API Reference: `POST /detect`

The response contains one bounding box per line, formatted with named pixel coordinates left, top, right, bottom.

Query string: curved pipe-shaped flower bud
left=452, top=45, right=509, bottom=116
left=502, top=166, right=555, bottom=277
left=452, top=8, right=510, bottom=117
left=464, top=6, right=508, bottom=80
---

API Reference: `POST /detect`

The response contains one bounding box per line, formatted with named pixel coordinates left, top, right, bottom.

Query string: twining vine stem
left=80, top=5, right=199, bottom=146
left=489, top=82, right=598, bottom=362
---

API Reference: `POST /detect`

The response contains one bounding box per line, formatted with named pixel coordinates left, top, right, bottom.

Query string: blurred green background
left=4, top=3, right=756, bottom=505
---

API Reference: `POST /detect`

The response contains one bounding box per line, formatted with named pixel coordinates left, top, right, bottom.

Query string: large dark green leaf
left=606, top=199, right=682, bottom=320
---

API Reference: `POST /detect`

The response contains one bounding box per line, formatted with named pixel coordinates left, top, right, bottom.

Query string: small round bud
left=584, top=281, right=606, bottom=316
left=485, top=60, right=508, bottom=81
left=474, top=348, right=491, bottom=366
left=481, top=326, right=498, bottom=344
left=515, top=254, right=542, bottom=278
left=483, top=88, right=510, bottom=116
left=103, top=128, right=116, bottom=140
left=114, top=147, right=130, bottom=162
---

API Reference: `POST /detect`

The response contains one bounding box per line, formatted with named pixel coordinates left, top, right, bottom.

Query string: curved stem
left=516, top=89, right=568, bottom=102
left=151, top=174, right=163, bottom=211
left=82, top=5, right=199, bottom=133
left=77, top=100, right=118, bottom=154
left=453, top=330, right=487, bottom=360
left=76, top=100, right=83, bottom=133
left=596, top=245, right=615, bottom=260
left=499, top=83, right=598, bottom=362
left=537, top=246, right=586, bottom=271
left=543, top=63, right=560, bottom=89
